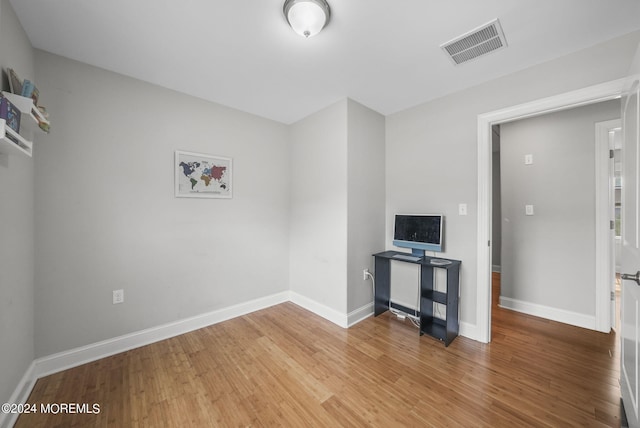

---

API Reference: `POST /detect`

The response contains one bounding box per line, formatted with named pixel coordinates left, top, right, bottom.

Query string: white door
left=620, top=48, right=640, bottom=427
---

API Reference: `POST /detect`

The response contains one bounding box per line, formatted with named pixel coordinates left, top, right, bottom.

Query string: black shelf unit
left=373, top=251, right=461, bottom=346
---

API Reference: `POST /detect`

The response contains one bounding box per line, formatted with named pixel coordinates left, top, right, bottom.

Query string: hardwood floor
left=17, top=273, right=621, bottom=427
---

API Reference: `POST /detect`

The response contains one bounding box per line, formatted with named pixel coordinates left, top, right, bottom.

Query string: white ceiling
left=9, top=0, right=640, bottom=124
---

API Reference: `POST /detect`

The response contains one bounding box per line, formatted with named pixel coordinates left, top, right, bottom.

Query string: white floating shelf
left=1, top=91, right=50, bottom=128
left=0, top=119, right=32, bottom=157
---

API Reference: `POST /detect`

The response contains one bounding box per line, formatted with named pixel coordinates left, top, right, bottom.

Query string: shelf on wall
left=0, top=91, right=50, bottom=157
left=1, top=91, right=50, bottom=129
left=0, top=119, right=32, bottom=157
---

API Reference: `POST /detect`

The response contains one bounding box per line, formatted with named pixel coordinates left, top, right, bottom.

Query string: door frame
left=595, top=119, right=622, bottom=332
left=476, top=78, right=627, bottom=343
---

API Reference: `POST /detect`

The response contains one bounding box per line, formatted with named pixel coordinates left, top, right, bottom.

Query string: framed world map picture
left=175, top=150, right=232, bottom=199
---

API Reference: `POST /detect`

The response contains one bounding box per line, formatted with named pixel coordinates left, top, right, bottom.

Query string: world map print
left=175, top=151, right=232, bottom=198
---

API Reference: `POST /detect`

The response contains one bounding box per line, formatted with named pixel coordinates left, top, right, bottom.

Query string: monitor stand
left=411, top=248, right=426, bottom=257
left=372, top=251, right=461, bottom=346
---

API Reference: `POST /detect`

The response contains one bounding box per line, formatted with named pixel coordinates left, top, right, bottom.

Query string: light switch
left=459, top=203, right=467, bottom=216
left=525, top=154, right=533, bottom=165
left=525, top=205, right=534, bottom=216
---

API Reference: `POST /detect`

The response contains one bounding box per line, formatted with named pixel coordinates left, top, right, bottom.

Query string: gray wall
left=500, top=100, right=620, bottom=316
left=386, top=31, right=640, bottom=331
left=2, top=9, right=639, bottom=402
left=289, top=99, right=386, bottom=316
left=0, top=0, right=35, bottom=405
left=346, top=99, right=385, bottom=313
left=33, top=51, right=291, bottom=357
left=289, top=100, right=349, bottom=313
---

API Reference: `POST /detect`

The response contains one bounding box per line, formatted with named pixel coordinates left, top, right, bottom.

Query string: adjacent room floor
left=16, top=274, right=621, bottom=427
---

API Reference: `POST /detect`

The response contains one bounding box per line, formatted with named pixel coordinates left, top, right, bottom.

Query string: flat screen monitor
left=393, top=214, right=443, bottom=256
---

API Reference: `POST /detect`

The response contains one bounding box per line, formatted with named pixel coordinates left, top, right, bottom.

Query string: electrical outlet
left=112, top=289, right=124, bottom=304
left=363, top=268, right=370, bottom=281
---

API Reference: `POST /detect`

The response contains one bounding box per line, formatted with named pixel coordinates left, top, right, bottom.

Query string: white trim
left=34, top=291, right=289, bottom=379
left=347, top=302, right=374, bottom=326
left=2, top=290, right=476, bottom=426
left=289, top=292, right=349, bottom=328
left=459, top=321, right=479, bottom=340
left=477, top=78, right=626, bottom=343
left=595, top=119, right=621, bottom=333
left=8, top=290, right=357, bottom=406
left=477, top=116, right=493, bottom=343
left=0, top=362, right=37, bottom=428
left=499, top=296, right=596, bottom=330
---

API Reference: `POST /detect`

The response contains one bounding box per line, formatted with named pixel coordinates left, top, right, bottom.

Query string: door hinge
left=610, top=149, right=615, bottom=159
left=488, top=240, right=491, bottom=247
left=611, top=220, right=615, bottom=230
left=611, top=291, right=616, bottom=301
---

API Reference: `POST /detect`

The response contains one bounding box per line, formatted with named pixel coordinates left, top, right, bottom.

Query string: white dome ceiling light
left=283, top=0, right=331, bottom=38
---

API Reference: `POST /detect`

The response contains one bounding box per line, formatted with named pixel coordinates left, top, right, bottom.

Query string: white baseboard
left=459, top=321, right=482, bottom=342
left=499, top=296, right=596, bottom=330
left=0, top=362, right=36, bottom=428
left=34, top=291, right=290, bottom=379
left=347, top=302, right=374, bottom=327
left=5, top=290, right=477, bottom=426
left=288, top=292, right=349, bottom=328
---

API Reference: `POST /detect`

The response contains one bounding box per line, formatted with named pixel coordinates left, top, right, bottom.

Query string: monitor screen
left=393, top=214, right=443, bottom=254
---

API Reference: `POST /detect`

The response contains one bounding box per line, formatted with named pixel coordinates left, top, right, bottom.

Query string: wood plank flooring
left=16, top=274, right=621, bottom=427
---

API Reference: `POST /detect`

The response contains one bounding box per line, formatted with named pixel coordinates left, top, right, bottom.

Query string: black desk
left=373, top=251, right=461, bottom=346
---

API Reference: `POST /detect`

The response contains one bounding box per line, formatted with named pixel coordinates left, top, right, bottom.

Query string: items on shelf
left=1, top=68, right=50, bottom=157
left=4, top=67, right=50, bottom=133
left=7, top=68, right=23, bottom=95
left=0, top=118, right=32, bottom=157
left=36, top=105, right=49, bottom=133
left=0, top=93, right=21, bottom=133
left=21, top=79, right=39, bottom=105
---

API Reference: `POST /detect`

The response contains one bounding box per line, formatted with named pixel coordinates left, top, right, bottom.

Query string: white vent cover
left=440, top=19, right=507, bottom=65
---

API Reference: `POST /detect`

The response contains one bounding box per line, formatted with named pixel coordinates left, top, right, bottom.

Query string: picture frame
left=175, top=150, right=232, bottom=199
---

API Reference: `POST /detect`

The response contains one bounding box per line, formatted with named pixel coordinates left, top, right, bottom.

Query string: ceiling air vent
left=440, top=19, right=507, bottom=65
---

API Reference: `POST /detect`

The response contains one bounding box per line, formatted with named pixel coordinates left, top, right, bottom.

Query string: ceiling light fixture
left=283, top=0, right=330, bottom=38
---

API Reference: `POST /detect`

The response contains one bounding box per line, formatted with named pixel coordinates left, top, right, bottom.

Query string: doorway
left=489, top=108, right=619, bottom=334
left=476, top=78, right=627, bottom=343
